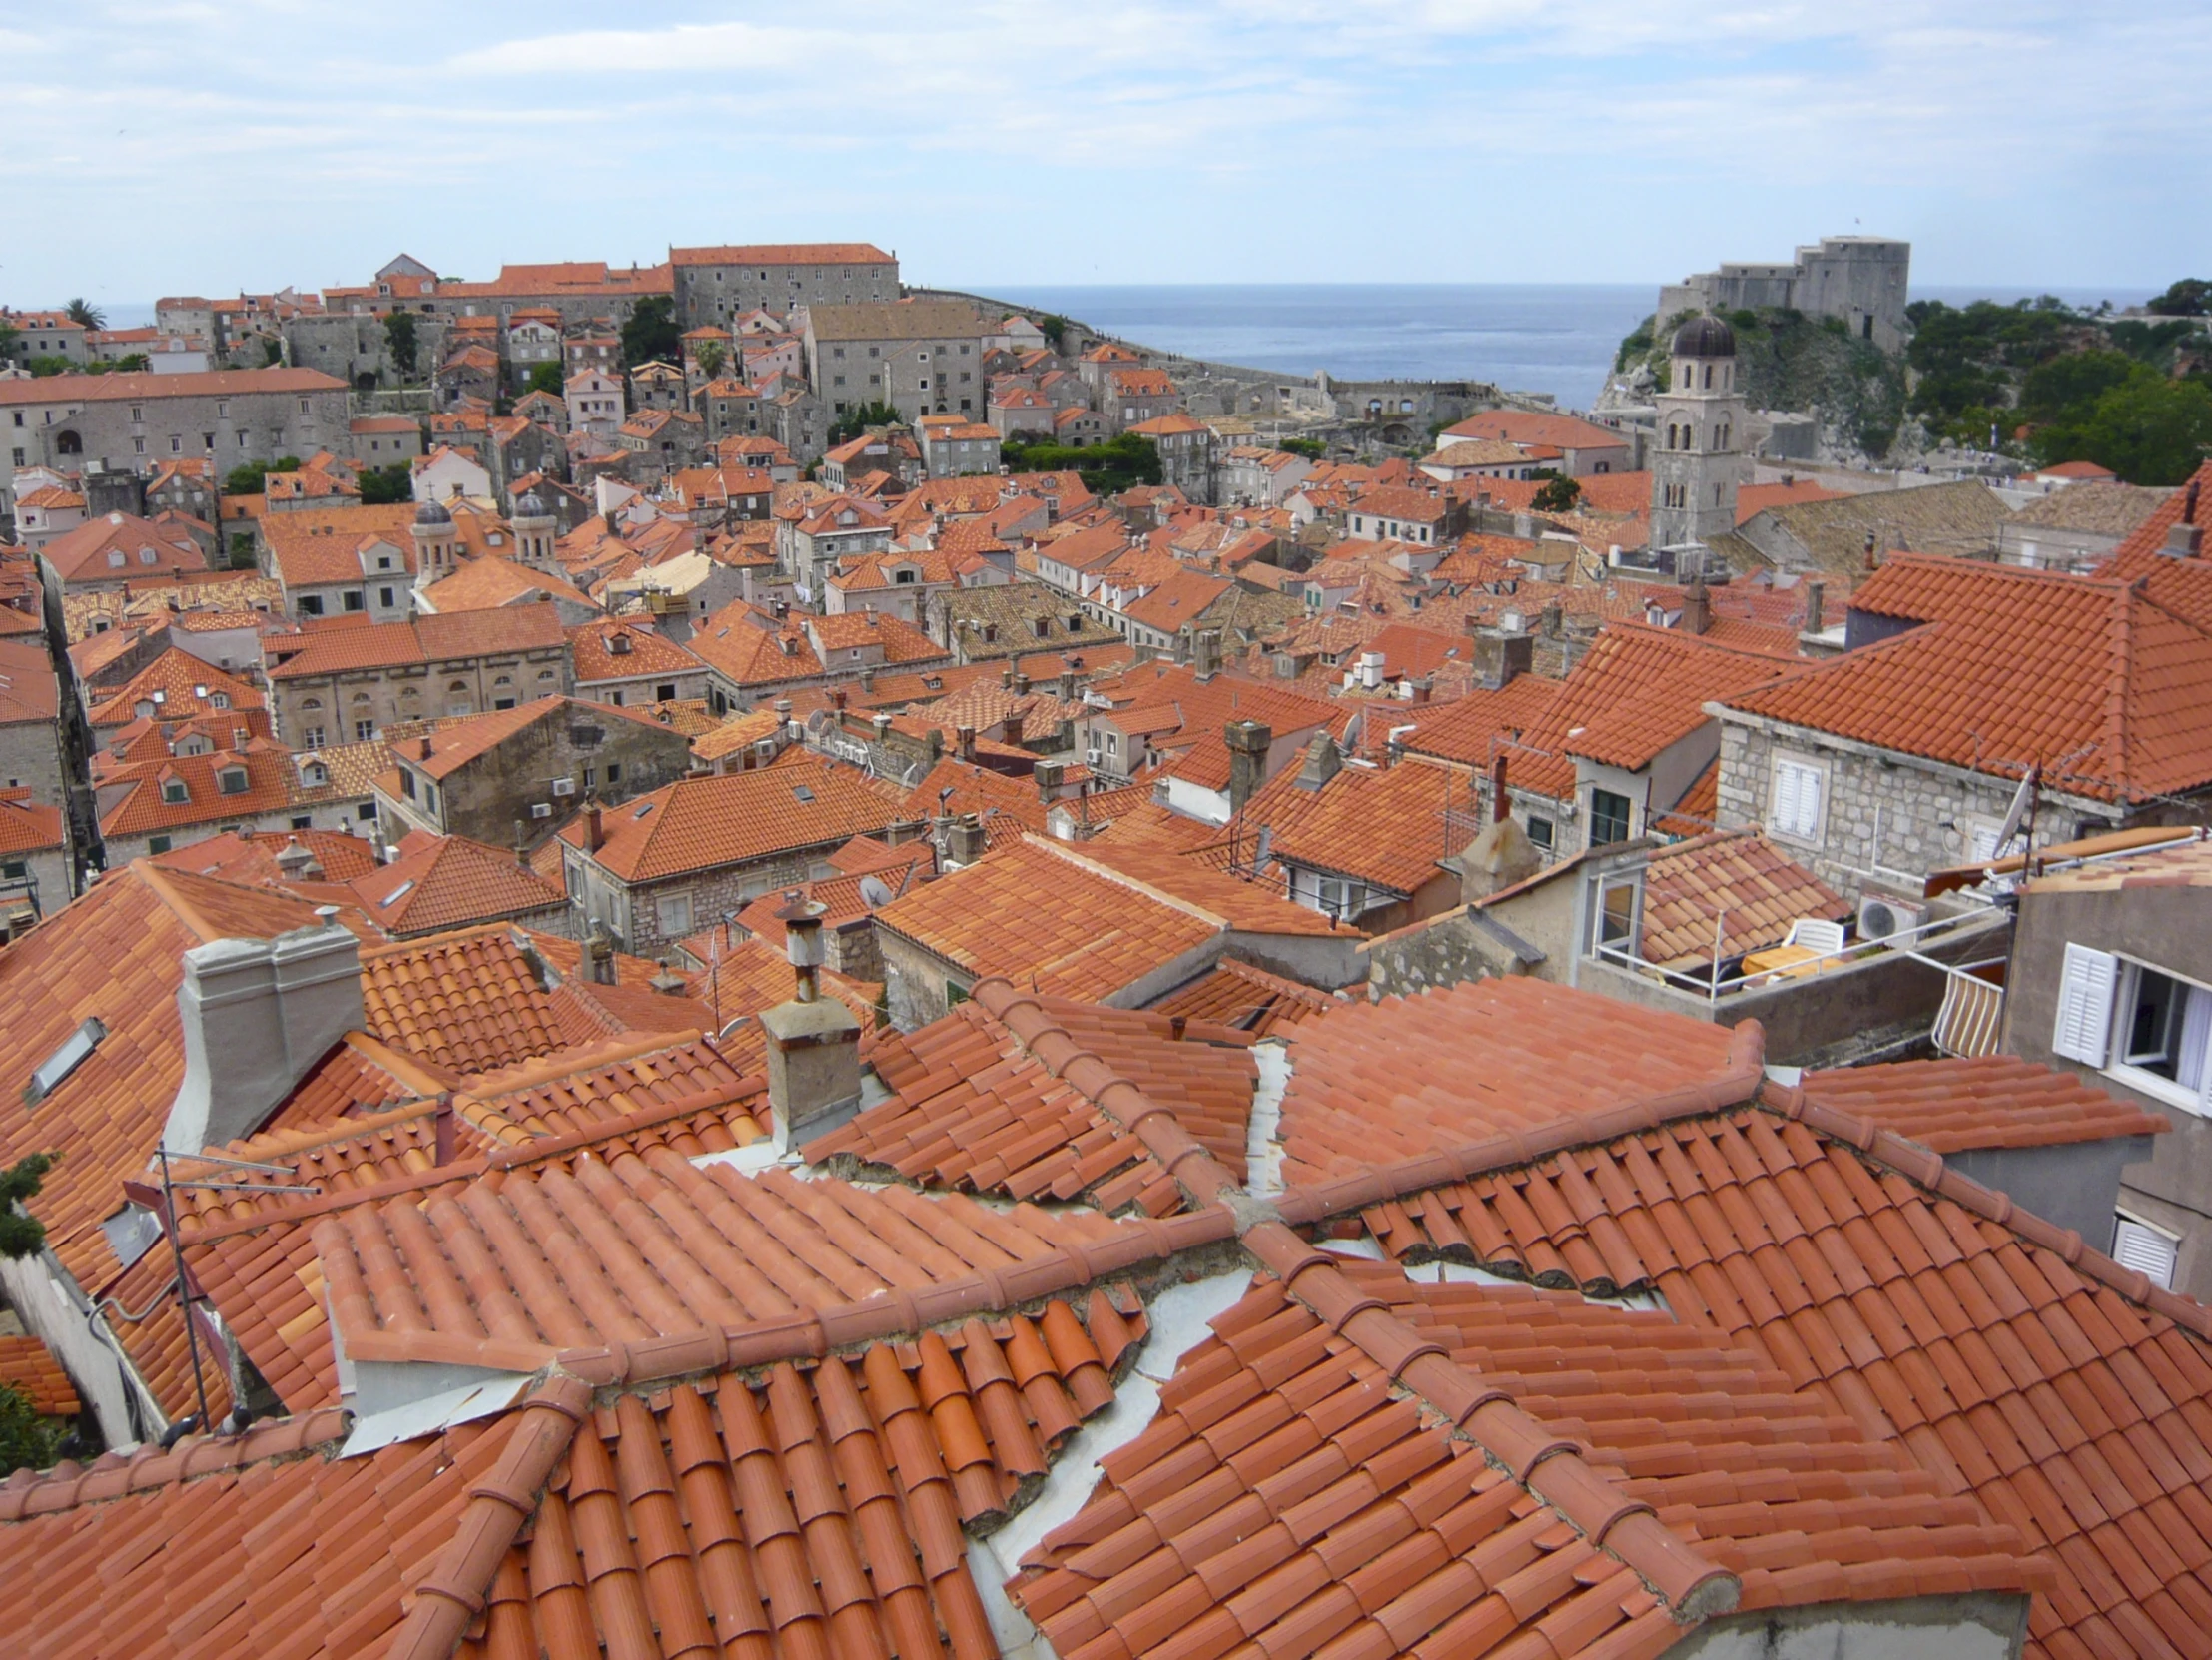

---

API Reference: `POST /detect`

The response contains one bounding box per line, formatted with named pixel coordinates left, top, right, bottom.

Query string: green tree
left=0, top=1382, right=61, bottom=1477
left=0, top=1153, right=57, bottom=1262
left=1037, top=315, right=1069, bottom=352
left=63, top=298, right=105, bottom=330
left=2036, top=370, right=2212, bottom=485
left=1530, top=471, right=1582, bottom=513
left=358, top=462, right=413, bottom=505
left=260, top=337, right=284, bottom=367
left=693, top=339, right=728, bottom=382
left=525, top=361, right=564, bottom=399
left=827, top=400, right=903, bottom=447
left=2021, top=350, right=2137, bottom=422
left=2147, top=279, right=2211, bottom=318
left=1278, top=436, right=1326, bottom=459
left=383, top=310, right=419, bottom=378
left=0, top=317, right=18, bottom=360
left=26, top=356, right=73, bottom=378
left=1004, top=432, right=1160, bottom=494
left=222, top=456, right=301, bottom=495
left=620, top=296, right=680, bottom=370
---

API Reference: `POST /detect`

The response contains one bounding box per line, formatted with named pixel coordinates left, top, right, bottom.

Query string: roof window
left=160, top=777, right=190, bottom=804
left=793, top=785, right=815, bottom=803
left=216, top=765, right=250, bottom=796
left=25, top=1016, right=106, bottom=1106
left=633, top=802, right=654, bottom=819
left=380, top=880, right=415, bottom=907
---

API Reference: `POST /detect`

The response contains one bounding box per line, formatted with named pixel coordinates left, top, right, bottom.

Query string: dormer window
left=160, top=778, right=190, bottom=804
left=210, top=692, right=230, bottom=710
left=610, top=634, right=633, bottom=655
left=216, top=765, right=250, bottom=796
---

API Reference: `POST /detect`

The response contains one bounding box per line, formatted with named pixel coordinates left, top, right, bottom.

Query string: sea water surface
left=991, top=282, right=2157, bottom=412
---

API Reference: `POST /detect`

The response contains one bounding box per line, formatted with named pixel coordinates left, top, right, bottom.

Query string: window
left=341, top=590, right=364, bottom=611
left=605, top=763, right=621, bottom=785
left=1589, top=788, right=1633, bottom=848
left=656, top=891, right=693, bottom=936
left=210, top=692, right=230, bottom=710
left=399, top=770, right=416, bottom=799
left=1594, top=876, right=1640, bottom=961
left=290, top=814, right=312, bottom=830
left=160, top=778, right=190, bottom=804
left=357, top=801, right=377, bottom=820
left=1770, top=757, right=1825, bottom=842
left=303, top=725, right=325, bottom=747
left=2113, top=1213, right=2180, bottom=1289
left=216, top=766, right=249, bottom=796
left=147, top=834, right=173, bottom=854
left=1526, top=815, right=1554, bottom=850
left=355, top=719, right=375, bottom=741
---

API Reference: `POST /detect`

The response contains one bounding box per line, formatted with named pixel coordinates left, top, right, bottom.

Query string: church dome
left=413, top=497, right=451, bottom=526
left=1671, top=314, right=1737, bottom=359
left=514, top=489, right=550, bottom=520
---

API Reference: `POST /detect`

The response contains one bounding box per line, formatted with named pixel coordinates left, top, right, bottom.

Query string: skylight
left=25, top=1017, right=106, bottom=1107
left=634, top=802, right=655, bottom=818
left=380, top=881, right=415, bottom=906
left=793, top=785, right=815, bottom=802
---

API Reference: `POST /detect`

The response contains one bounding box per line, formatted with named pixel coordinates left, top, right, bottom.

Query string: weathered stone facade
left=568, top=839, right=851, bottom=961
left=1715, top=716, right=2105, bottom=900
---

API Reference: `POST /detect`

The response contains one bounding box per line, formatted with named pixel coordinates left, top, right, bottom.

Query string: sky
left=3, top=1, right=2207, bottom=307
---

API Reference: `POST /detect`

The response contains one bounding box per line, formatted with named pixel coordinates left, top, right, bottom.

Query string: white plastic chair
left=1783, top=917, right=1847, bottom=957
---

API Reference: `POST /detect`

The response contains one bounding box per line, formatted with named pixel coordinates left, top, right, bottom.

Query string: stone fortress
left=1658, top=236, right=1912, bottom=354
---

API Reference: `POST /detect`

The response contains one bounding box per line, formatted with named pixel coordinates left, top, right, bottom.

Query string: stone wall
left=1716, top=717, right=2105, bottom=900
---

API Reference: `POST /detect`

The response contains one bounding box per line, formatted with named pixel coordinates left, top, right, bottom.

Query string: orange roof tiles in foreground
left=0, top=1335, right=78, bottom=1417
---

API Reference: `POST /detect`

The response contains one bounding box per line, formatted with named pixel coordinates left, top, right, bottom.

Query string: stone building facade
left=265, top=606, right=573, bottom=748
left=1, top=368, right=351, bottom=517
left=669, top=243, right=899, bottom=329
left=1649, top=316, right=1745, bottom=551
left=801, top=302, right=995, bottom=423
left=1712, top=715, right=2107, bottom=902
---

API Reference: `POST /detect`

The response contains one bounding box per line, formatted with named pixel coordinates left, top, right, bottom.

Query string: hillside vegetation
left=1613, top=279, right=2212, bottom=481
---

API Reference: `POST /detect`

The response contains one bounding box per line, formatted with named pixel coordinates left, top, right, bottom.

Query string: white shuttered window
left=1771, top=758, right=1824, bottom=841
left=2051, top=943, right=2118, bottom=1066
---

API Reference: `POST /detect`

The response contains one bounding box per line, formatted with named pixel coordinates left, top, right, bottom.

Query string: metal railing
left=1591, top=900, right=2005, bottom=1006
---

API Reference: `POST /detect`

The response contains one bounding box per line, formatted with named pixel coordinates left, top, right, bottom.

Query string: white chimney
left=163, top=922, right=365, bottom=1153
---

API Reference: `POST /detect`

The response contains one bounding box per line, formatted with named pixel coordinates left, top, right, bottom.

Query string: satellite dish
left=858, top=875, right=895, bottom=910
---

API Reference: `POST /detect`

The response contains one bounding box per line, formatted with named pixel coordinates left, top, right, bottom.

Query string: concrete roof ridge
left=383, top=1372, right=591, bottom=1660
left=1766, top=1079, right=2212, bottom=1341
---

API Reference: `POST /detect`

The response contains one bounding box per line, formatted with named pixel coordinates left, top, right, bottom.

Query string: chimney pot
left=1803, top=579, right=1826, bottom=636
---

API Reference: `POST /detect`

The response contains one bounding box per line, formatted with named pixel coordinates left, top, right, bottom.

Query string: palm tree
left=64, top=298, right=106, bottom=330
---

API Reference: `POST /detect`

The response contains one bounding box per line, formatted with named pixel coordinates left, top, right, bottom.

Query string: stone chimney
left=955, top=725, right=977, bottom=762
left=1293, top=731, right=1342, bottom=792
left=1190, top=629, right=1222, bottom=677
left=273, top=836, right=323, bottom=882
left=1862, top=529, right=1880, bottom=574
left=1058, top=666, right=1077, bottom=701
left=758, top=895, right=862, bottom=1152
left=2164, top=486, right=2202, bottom=558
left=163, top=920, right=366, bottom=1152
left=1679, top=572, right=1711, bottom=636
left=1803, top=579, right=1826, bottom=636
left=1035, top=756, right=1067, bottom=802
left=1539, top=602, right=1563, bottom=639
left=584, top=917, right=616, bottom=985
left=946, top=812, right=988, bottom=865
left=871, top=712, right=893, bottom=742
left=1456, top=754, right=1541, bottom=901
left=1225, top=719, right=1271, bottom=813
left=1468, top=621, right=1532, bottom=691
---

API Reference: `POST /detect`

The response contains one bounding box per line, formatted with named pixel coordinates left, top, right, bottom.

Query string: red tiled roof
left=345, top=833, right=566, bottom=935
left=265, top=601, right=565, bottom=680
left=1724, top=555, right=2212, bottom=804
left=1252, top=753, right=1467, bottom=896
left=560, top=755, right=898, bottom=883
left=1634, top=826, right=1850, bottom=967
left=1276, top=974, right=1746, bottom=1183
left=1799, top=1054, right=2170, bottom=1152
left=358, top=924, right=572, bottom=1076
left=0, top=1334, right=77, bottom=1417
left=815, top=994, right=1259, bottom=1216
left=1145, top=955, right=1346, bottom=1035
left=669, top=240, right=894, bottom=266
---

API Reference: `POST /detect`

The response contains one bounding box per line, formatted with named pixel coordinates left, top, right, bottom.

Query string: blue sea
left=991, top=283, right=2157, bottom=413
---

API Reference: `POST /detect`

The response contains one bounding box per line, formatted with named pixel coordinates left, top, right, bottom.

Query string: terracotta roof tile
left=1799, top=1056, right=2169, bottom=1153
left=344, top=833, right=566, bottom=935
left=816, top=993, right=1257, bottom=1216
left=1146, top=957, right=1347, bottom=1035
left=358, top=924, right=570, bottom=1075
left=1633, top=827, right=1850, bottom=968
left=0, top=1335, right=78, bottom=1418
left=558, top=755, right=898, bottom=882
left=1724, top=555, right=2212, bottom=805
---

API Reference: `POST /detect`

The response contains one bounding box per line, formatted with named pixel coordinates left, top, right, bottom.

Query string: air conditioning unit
left=530, top=802, right=552, bottom=819
left=1086, top=748, right=1102, bottom=766
left=1857, top=893, right=1930, bottom=944
left=551, top=777, right=577, bottom=797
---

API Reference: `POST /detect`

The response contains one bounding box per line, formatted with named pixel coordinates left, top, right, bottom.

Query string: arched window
left=301, top=697, right=324, bottom=711
left=447, top=680, right=468, bottom=693
left=55, top=430, right=82, bottom=456
left=1702, top=365, right=1713, bottom=389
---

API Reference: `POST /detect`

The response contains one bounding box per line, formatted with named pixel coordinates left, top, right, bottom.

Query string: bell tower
left=1651, top=313, right=1745, bottom=554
